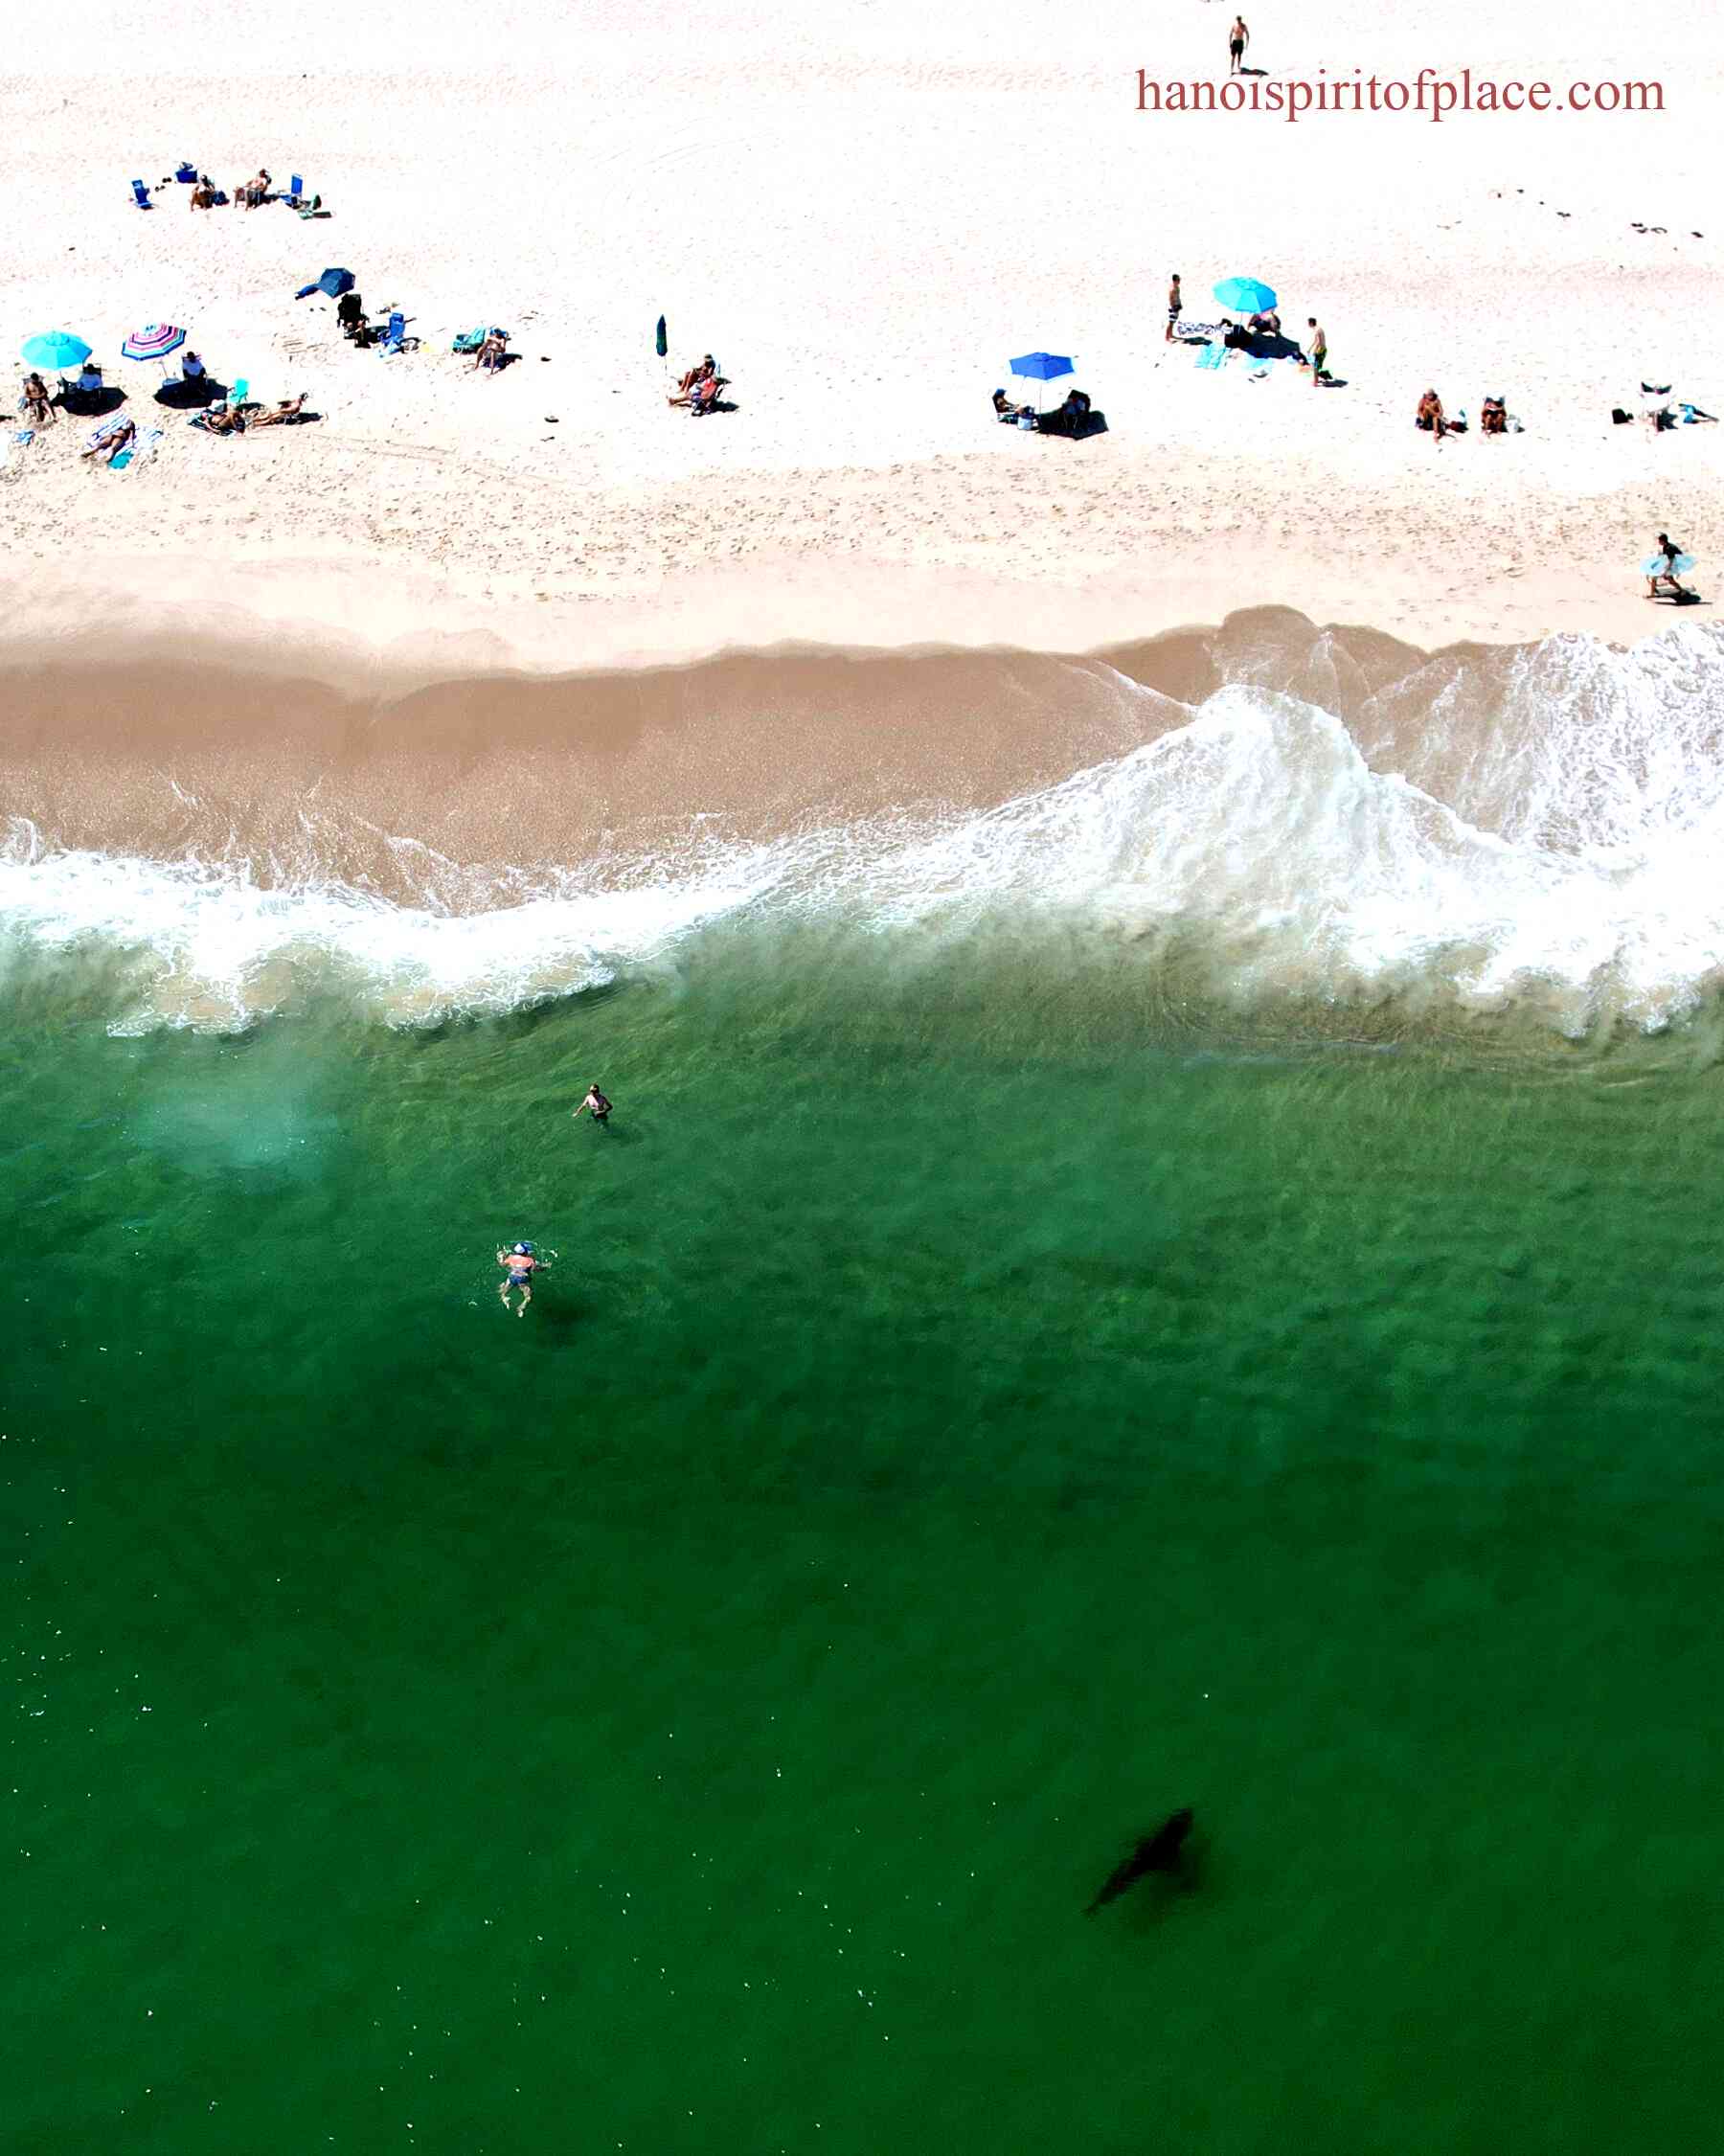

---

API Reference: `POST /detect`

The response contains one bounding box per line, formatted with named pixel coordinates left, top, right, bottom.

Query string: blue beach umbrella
left=1214, top=277, right=1277, bottom=316
left=22, top=329, right=92, bottom=372
left=1009, top=350, right=1074, bottom=412
left=293, top=267, right=355, bottom=300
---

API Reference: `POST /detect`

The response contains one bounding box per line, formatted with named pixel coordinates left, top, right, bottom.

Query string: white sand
left=1, top=0, right=1720, bottom=671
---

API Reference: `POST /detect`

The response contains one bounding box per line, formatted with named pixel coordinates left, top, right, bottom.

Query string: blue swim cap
left=513, top=1242, right=532, bottom=1255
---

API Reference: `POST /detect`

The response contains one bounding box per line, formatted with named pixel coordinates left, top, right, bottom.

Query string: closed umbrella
left=22, top=330, right=92, bottom=372
left=1009, top=350, right=1075, bottom=414
left=121, top=324, right=188, bottom=363
left=1214, top=277, right=1277, bottom=316
left=656, top=312, right=668, bottom=388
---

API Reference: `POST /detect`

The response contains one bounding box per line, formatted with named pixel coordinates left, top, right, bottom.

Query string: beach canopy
left=21, top=330, right=91, bottom=371
left=121, top=324, right=187, bottom=362
left=1214, top=277, right=1277, bottom=314
left=293, top=267, right=354, bottom=300
left=1009, top=352, right=1074, bottom=383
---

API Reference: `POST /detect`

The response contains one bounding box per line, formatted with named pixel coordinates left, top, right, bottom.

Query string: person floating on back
left=497, top=1241, right=541, bottom=1316
left=573, top=1083, right=612, bottom=1129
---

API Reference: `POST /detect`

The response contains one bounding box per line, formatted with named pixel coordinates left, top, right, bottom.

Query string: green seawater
left=7, top=933, right=1724, bottom=2155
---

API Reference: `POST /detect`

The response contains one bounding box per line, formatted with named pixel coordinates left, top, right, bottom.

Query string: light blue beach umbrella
left=1009, top=350, right=1074, bottom=413
left=22, top=329, right=92, bottom=372
left=1213, top=277, right=1277, bottom=316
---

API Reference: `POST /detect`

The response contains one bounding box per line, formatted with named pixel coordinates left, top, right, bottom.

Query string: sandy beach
left=2, top=0, right=1720, bottom=677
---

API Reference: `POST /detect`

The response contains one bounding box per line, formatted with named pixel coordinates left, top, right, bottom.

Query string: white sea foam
left=5, top=633, right=1724, bottom=1033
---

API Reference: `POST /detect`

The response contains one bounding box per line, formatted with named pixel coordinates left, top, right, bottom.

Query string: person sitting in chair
left=21, top=372, right=56, bottom=426
left=992, top=388, right=1033, bottom=420
left=675, top=355, right=715, bottom=396
left=474, top=330, right=509, bottom=373
left=190, top=178, right=217, bottom=211
left=1480, top=396, right=1507, bottom=435
left=687, top=373, right=729, bottom=414
left=336, top=290, right=365, bottom=335
left=62, top=362, right=104, bottom=414
left=240, top=169, right=271, bottom=209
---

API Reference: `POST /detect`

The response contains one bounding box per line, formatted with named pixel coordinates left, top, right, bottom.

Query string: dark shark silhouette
left=1083, top=1808, right=1194, bottom=1915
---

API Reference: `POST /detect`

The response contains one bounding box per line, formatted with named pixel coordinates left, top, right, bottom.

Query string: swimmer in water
left=497, top=1241, right=540, bottom=1316
left=573, top=1083, right=612, bottom=1128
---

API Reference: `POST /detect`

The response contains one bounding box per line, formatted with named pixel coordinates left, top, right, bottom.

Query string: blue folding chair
left=287, top=174, right=304, bottom=207
left=130, top=179, right=151, bottom=209
left=379, top=311, right=406, bottom=355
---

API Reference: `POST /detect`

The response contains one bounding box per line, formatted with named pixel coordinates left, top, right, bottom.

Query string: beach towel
left=1195, top=343, right=1228, bottom=371
left=84, top=418, right=128, bottom=451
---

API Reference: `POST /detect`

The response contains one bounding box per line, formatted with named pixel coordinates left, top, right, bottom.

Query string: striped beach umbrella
left=121, top=324, right=188, bottom=362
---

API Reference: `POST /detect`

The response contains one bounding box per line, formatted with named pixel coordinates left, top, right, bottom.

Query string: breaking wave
left=4, top=620, right=1724, bottom=1036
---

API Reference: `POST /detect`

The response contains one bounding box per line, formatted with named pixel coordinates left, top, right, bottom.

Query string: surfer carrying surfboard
left=1646, top=533, right=1692, bottom=600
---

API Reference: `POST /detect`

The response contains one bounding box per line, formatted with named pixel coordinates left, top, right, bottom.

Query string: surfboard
left=1642, top=552, right=1697, bottom=576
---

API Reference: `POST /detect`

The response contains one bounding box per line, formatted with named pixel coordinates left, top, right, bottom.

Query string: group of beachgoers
left=1415, top=388, right=1511, bottom=438
left=1164, top=273, right=1329, bottom=383
left=495, top=1086, right=612, bottom=1316
left=180, top=168, right=320, bottom=214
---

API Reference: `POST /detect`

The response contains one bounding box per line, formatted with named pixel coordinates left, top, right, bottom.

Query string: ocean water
left=7, top=630, right=1724, bottom=2152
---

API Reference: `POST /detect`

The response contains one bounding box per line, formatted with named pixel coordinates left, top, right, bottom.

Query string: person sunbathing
left=1416, top=389, right=1447, bottom=438
left=1480, top=397, right=1507, bottom=435
left=21, top=373, right=56, bottom=426
left=240, top=170, right=271, bottom=209
left=475, top=331, right=509, bottom=373
left=248, top=395, right=307, bottom=427
left=80, top=417, right=135, bottom=465
left=198, top=404, right=245, bottom=435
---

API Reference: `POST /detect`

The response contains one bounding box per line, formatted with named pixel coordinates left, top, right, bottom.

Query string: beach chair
left=130, top=179, right=151, bottom=209
left=286, top=174, right=304, bottom=207
left=452, top=328, right=491, bottom=353
left=379, top=312, right=406, bottom=355
left=227, top=376, right=250, bottom=411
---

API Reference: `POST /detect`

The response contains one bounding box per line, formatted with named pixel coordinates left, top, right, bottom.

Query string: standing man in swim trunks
left=573, top=1083, right=613, bottom=1129
left=1166, top=273, right=1182, bottom=344
left=497, top=1241, right=540, bottom=1316
left=1229, top=16, right=1249, bottom=73
left=1304, top=317, right=1328, bottom=386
